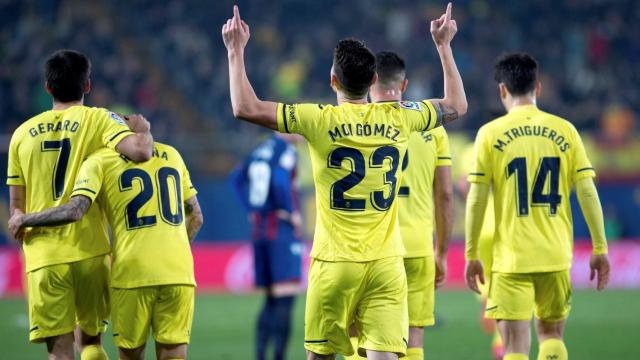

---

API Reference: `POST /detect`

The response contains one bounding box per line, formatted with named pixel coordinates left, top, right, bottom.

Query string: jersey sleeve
left=276, top=103, right=323, bottom=140
left=433, top=127, right=452, bottom=167
left=6, top=132, right=24, bottom=186
left=180, top=157, right=198, bottom=200
left=71, top=154, right=105, bottom=202
left=571, top=130, right=596, bottom=184
left=99, top=110, right=135, bottom=150
left=467, top=127, right=492, bottom=184
left=402, top=100, right=438, bottom=132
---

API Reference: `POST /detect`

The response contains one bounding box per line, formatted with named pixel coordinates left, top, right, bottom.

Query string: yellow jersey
left=276, top=100, right=439, bottom=261
left=71, top=143, right=197, bottom=288
left=398, top=127, right=451, bottom=258
left=7, top=106, right=134, bottom=272
left=468, top=105, right=596, bottom=273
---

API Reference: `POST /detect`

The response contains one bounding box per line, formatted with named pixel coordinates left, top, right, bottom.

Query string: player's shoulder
left=536, top=108, right=579, bottom=133
left=477, top=114, right=509, bottom=138
left=86, top=147, right=119, bottom=162
left=153, top=141, right=187, bottom=164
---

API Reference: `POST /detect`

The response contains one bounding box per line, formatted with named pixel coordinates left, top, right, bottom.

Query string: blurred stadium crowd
left=1, top=0, right=639, bottom=241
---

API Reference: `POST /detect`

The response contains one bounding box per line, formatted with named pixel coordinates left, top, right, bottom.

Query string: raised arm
left=433, top=166, right=454, bottom=288
left=8, top=196, right=92, bottom=241
left=184, top=195, right=204, bottom=242
left=115, top=114, right=154, bottom=162
left=428, top=3, right=468, bottom=125
left=222, top=5, right=278, bottom=130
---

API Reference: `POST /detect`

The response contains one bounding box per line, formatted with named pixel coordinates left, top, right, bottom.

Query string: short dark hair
left=375, top=51, right=406, bottom=87
left=44, top=49, right=91, bottom=102
left=494, top=53, right=538, bottom=96
left=333, top=38, right=376, bottom=98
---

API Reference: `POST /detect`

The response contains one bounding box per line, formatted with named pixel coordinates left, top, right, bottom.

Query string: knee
left=535, top=320, right=564, bottom=341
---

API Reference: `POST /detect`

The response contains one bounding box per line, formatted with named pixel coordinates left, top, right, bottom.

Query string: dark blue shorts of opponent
left=253, top=240, right=303, bottom=288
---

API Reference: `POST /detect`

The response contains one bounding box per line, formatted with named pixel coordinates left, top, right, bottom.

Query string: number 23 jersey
left=72, top=143, right=197, bottom=288
left=468, top=105, right=596, bottom=273
left=7, top=106, right=134, bottom=272
left=277, top=101, right=439, bottom=262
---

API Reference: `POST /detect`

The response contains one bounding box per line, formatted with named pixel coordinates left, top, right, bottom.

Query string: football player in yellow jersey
left=464, top=53, right=611, bottom=360
left=6, top=49, right=153, bottom=360
left=9, top=142, right=203, bottom=360
left=222, top=4, right=466, bottom=359
left=343, top=51, right=454, bottom=360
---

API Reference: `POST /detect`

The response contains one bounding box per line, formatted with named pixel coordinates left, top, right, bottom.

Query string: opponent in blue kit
left=230, top=132, right=304, bottom=360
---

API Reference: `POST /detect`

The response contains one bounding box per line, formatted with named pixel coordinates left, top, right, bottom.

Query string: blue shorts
left=253, top=240, right=303, bottom=288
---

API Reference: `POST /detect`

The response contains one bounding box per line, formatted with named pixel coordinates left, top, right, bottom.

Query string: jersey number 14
left=506, top=157, right=562, bottom=217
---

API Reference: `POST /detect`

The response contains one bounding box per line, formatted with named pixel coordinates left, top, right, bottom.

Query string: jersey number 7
left=41, top=138, right=71, bottom=201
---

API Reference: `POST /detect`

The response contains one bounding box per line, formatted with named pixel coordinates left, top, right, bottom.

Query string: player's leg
left=357, top=257, right=408, bottom=359
left=253, top=240, right=273, bottom=360
left=151, top=285, right=195, bottom=360
left=112, top=287, right=154, bottom=360
left=304, top=259, right=364, bottom=358
left=486, top=272, right=535, bottom=359
left=73, top=255, right=110, bottom=360
left=404, top=256, right=435, bottom=360
left=27, top=263, right=77, bottom=359
left=269, top=240, right=304, bottom=360
left=479, top=275, right=504, bottom=360
left=532, top=271, right=571, bottom=360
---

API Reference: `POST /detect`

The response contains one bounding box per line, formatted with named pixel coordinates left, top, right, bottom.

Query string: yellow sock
left=537, top=339, right=567, bottom=360
left=504, top=354, right=529, bottom=360
left=80, top=344, right=108, bottom=360
left=343, top=337, right=366, bottom=359
left=406, top=347, right=424, bottom=360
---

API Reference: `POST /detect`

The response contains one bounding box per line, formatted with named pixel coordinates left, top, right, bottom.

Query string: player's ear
left=44, top=81, right=53, bottom=96
left=330, top=73, right=339, bottom=93
left=370, top=72, right=378, bottom=86
left=400, top=78, right=409, bottom=93
left=535, top=81, right=541, bottom=97
left=498, top=83, right=508, bottom=100
left=84, top=78, right=91, bottom=94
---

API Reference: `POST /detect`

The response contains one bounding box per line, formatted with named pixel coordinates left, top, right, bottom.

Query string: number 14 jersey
left=72, top=143, right=197, bottom=288
left=468, top=105, right=596, bottom=273
left=277, top=101, right=439, bottom=262
left=7, top=106, right=134, bottom=272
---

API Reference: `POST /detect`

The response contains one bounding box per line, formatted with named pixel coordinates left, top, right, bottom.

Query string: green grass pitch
left=1, top=290, right=638, bottom=359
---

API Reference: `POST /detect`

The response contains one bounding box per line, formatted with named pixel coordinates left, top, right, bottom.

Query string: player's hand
left=435, top=254, right=447, bottom=289
left=8, top=209, right=26, bottom=242
left=123, top=114, right=151, bottom=134
left=222, top=5, right=251, bottom=52
left=589, top=254, right=610, bottom=291
left=430, top=2, right=457, bottom=46
left=465, top=259, right=485, bottom=294
left=290, top=211, right=304, bottom=239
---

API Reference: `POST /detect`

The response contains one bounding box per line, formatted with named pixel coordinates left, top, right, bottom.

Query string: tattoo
left=434, top=102, right=459, bottom=125
left=184, top=196, right=203, bottom=242
left=22, top=196, right=92, bottom=228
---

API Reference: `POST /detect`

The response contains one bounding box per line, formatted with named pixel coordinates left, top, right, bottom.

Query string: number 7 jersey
left=7, top=106, right=134, bottom=272
left=71, top=143, right=197, bottom=288
left=468, top=105, right=596, bottom=273
left=277, top=101, right=439, bottom=262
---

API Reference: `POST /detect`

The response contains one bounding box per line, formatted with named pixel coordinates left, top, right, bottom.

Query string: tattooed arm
left=428, top=3, right=467, bottom=125
left=8, top=196, right=92, bottom=240
left=184, top=196, right=204, bottom=242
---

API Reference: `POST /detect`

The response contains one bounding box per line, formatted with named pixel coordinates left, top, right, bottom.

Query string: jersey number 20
left=119, top=167, right=183, bottom=230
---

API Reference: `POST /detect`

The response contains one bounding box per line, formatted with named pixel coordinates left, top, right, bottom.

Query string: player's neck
left=52, top=99, right=83, bottom=111
left=336, top=92, right=368, bottom=106
left=506, top=96, right=536, bottom=112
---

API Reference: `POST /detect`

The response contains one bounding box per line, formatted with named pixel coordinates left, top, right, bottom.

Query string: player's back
left=7, top=106, right=134, bottom=271
left=470, top=105, right=595, bottom=273
left=398, top=127, right=450, bottom=257
left=277, top=100, right=438, bottom=261
left=75, top=143, right=196, bottom=288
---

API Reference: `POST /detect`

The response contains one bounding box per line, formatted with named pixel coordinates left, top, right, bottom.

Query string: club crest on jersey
left=399, top=101, right=422, bottom=111
left=110, top=112, right=126, bottom=125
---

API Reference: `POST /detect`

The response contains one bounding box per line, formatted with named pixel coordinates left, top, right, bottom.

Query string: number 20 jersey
left=468, top=105, right=596, bottom=273
left=7, top=106, right=134, bottom=272
left=71, top=143, right=197, bottom=288
left=277, top=101, right=439, bottom=262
